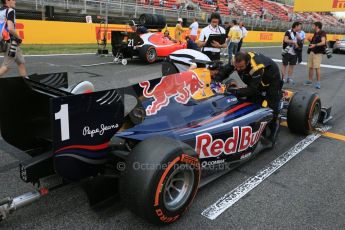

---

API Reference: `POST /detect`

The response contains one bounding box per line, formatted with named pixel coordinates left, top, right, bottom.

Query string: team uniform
left=237, top=26, right=248, bottom=52
left=136, top=26, right=148, bottom=34
left=215, top=52, right=283, bottom=143
left=198, top=25, right=226, bottom=61
left=227, top=25, right=242, bottom=57
left=175, top=23, right=184, bottom=43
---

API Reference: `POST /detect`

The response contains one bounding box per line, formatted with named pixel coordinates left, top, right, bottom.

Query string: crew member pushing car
left=212, top=52, right=283, bottom=145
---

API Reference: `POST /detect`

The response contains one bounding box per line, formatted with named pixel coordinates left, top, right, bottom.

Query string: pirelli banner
left=294, top=0, right=345, bottom=12
left=15, top=19, right=345, bottom=44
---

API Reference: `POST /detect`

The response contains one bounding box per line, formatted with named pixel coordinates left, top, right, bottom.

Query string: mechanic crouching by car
left=212, top=52, right=283, bottom=146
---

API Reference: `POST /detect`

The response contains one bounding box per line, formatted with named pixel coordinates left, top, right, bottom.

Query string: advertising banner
left=294, top=0, right=345, bottom=12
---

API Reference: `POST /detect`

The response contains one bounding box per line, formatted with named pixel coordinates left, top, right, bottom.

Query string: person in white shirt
left=296, top=28, right=306, bottom=63
left=227, top=20, right=242, bottom=60
left=237, top=22, right=248, bottom=52
left=196, top=13, right=227, bottom=61
left=189, top=18, right=199, bottom=41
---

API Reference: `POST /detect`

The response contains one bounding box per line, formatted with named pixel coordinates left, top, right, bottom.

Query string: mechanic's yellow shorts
left=307, top=52, right=322, bottom=69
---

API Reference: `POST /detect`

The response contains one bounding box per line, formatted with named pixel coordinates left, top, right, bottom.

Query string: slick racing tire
left=120, top=136, right=201, bottom=225
left=287, top=92, right=321, bottom=135
left=156, top=15, right=166, bottom=28
left=139, top=14, right=166, bottom=29
left=139, top=45, right=157, bottom=64
left=139, top=14, right=153, bottom=26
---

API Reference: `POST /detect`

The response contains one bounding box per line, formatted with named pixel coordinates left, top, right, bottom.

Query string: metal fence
left=16, top=0, right=345, bottom=34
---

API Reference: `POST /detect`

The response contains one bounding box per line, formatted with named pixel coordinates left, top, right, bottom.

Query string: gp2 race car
left=111, top=14, right=186, bottom=65
left=0, top=57, right=332, bottom=224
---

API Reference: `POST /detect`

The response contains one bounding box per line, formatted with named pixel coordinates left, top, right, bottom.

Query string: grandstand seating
left=138, top=0, right=342, bottom=27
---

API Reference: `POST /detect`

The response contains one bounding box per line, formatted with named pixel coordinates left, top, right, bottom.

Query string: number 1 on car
left=55, top=104, right=70, bottom=141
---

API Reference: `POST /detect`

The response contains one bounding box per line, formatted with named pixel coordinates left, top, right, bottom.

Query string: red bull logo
left=140, top=71, right=204, bottom=116
left=195, top=122, right=267, bottom=159
left=333, top=0, right=345, bottom=9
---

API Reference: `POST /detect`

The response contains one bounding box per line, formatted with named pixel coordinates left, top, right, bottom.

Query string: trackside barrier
left=16, top=19, right=345, bottom=44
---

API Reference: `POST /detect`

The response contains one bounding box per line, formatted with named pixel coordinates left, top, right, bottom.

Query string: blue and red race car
left=0, top=52, right=331, bottom=224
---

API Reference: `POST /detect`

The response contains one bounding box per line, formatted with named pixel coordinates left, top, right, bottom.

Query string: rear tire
left=287, top=92, right=321, bottom=134
left=120, top=136, right=200, bottom=225
left=139, top=45, right=157, bottom=64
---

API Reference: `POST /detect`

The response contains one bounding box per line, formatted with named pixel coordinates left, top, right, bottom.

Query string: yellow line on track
left=322, top=132, right=345, bottom=142
left=280, top=121, right=345, bottom=142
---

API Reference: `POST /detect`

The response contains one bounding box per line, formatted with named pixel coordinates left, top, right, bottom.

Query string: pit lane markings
left=0, top=53, right=95, bottom=58
left=281, top=121, right=345, bottom=142
left=243, top=46, right=281, bottom=49
left=319, top=131, right=345, bottom=142
left=201, top=125, right=331, bottom=220
left=272, top=59, right=345, bottom=70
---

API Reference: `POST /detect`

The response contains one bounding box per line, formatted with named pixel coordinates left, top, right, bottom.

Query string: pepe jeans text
left=83, top=124, right=119, bottom=137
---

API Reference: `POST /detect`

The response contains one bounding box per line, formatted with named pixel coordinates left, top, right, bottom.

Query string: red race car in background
left=111, top=15, right=187, bottom=65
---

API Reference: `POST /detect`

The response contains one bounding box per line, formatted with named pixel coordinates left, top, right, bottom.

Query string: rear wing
left=0, top=74, right=124, bottom=182
left=0, top=71, right=188, bottom=182
left=0, top=76, right=70, bottom=155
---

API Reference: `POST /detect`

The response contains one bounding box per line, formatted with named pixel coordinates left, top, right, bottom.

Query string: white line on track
left=243, top=46, right=281, bottom=49
left=0, top=53, right=96, bottom=58
left=272, top=59, right=345, bottom=70
left=201, top=126, right=331, bottom=220
left=22, top=53, right=95, bottom=57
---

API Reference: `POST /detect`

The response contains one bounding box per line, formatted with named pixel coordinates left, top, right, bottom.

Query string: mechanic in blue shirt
left=185, top=36, right=199, bottom=51
left=129, top=20, right=148, bottom=35
left=212, top=52, right=283, bottom=146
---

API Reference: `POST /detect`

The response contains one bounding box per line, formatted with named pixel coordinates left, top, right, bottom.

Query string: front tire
left=287, top=92, right=321, bottom=134
left=120, top=136, right=200, bottom=225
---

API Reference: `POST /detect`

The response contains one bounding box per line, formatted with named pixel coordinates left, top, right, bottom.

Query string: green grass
left=243, top=42, right=281, bottom=47
left=19, top=42, right=281, bottom=55
left=21, top=44, right=99, bottom=55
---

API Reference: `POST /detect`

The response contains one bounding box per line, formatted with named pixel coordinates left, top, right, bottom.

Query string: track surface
left=0, top=47, right=345, bottom=229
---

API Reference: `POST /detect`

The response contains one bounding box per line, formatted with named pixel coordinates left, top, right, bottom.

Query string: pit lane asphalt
left=0, top=47, right=344, bottom=229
